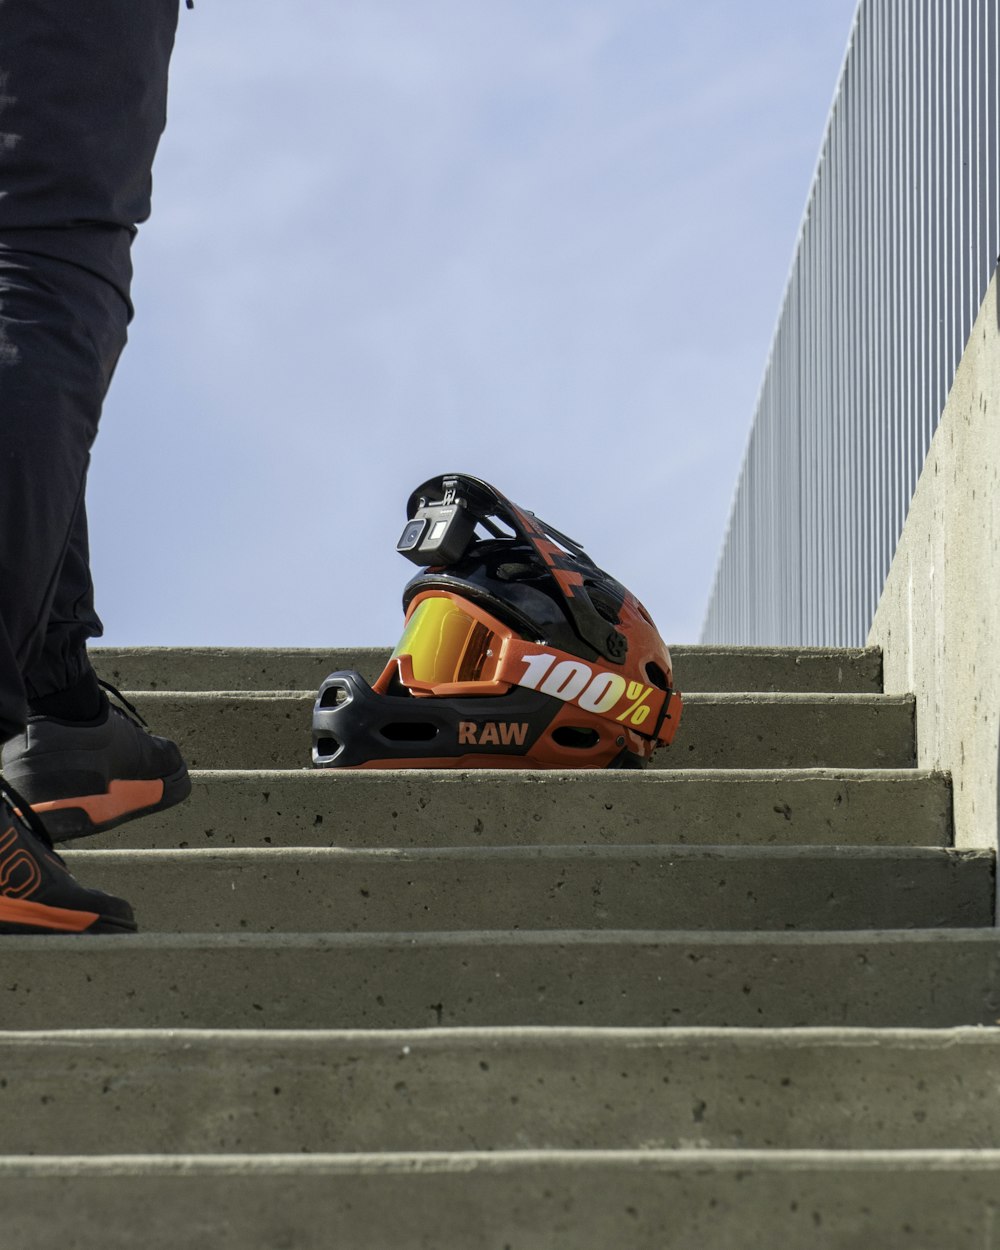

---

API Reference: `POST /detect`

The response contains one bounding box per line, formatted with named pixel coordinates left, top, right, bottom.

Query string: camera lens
left=397, top=519, right=427, bottom=551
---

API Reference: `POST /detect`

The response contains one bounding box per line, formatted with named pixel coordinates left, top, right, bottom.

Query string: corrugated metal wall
left=702, top=0, right=1000, bottom=645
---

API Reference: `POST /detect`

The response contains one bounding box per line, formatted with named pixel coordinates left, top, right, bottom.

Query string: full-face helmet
left=312, top=474, right=682, bottom=769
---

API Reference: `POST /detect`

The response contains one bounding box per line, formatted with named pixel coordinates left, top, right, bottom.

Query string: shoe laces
left=0, top=773, right=56, bottom=850
left=98, top=679, right=150, bottom=730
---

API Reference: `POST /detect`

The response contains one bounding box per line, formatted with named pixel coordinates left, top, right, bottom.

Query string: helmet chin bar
left=311, top=670, right=652, bottom=770
left=396, top=473, right=629, bottom=665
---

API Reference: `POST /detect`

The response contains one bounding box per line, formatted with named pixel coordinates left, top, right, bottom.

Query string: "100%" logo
left=514, top=652, right=654, bottom=727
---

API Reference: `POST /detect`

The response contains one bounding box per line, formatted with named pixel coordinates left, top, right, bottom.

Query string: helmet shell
left=312, top=475, right=681, bottom=770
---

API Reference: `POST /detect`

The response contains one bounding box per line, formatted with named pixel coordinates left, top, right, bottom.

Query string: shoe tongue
left=99, top=680, right=147, bottom=728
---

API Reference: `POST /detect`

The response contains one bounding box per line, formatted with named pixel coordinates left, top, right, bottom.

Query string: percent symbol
left=616, top=681, right=653, bottom=727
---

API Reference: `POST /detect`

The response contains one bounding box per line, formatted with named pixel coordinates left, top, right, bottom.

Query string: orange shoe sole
left=33, top=778, right=165, bottom=827
left=28, top=766, right=191, bottom=841
left=0, top=895, right=105, bottom=934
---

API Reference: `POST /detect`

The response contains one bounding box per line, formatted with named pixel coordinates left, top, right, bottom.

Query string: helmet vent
left=380, top=722, right=439, bottom=742
left=551, top=726, right=601, bottom=749
left=315, top=736, right=341, bottom=758
left=583, top=581, right=622, bottom=624
left=319, top=685, right=349, bottom=709
left=496, top=562, right=539, bottom=582
left=644, top=661, right=670, bottom=691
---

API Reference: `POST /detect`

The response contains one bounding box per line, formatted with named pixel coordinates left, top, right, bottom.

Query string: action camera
left=396, top=491, right=477, bottom=566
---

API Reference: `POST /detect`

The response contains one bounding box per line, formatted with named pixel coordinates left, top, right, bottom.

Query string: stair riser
left=122, top=693, right=916, bottom=771
left=91, top=646, right=884, bottom=694
left=3, top=934, right=999, bottom=1029
left=4, top=1032, right=1000, bottom=1153
left=2, top=1156, right=999, bottom=1250
left=63, top=849, right=995, bottom=933
left=85, top=769, right=953, bottom=851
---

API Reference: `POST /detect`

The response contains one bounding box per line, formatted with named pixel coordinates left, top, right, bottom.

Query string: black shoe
left=0, top=683, right=190, bottom=842
left=0, top=778, right=136, bottom=934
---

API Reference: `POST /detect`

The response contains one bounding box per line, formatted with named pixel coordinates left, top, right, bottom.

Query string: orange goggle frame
left=376, top=590, right=681, bottom=746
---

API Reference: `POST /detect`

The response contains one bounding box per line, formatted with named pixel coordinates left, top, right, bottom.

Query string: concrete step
left=61, top=846, right=995, bottom=933
left=2, top=1150, right=999, bottom=1249
left=3, top=931, right=999, bottom=1029
left=121, top=690, right=916, bottom=770
left=3, top=1026, right=1000, bottom=1154
left=91, top=645, right=884, bottom=694
left=17, top=640, right=989, bottom=1250
left=86, top=767, right=953, bottom=851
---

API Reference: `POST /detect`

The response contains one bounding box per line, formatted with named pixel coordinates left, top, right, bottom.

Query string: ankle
left=27, top=670, right=108, bottom=724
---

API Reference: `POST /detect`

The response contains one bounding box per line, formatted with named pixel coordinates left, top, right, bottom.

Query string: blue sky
left=89, top=0, right=859, bottom=649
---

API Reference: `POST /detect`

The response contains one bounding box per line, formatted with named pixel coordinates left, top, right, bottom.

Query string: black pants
left=0, top=1, right=180, bottom=742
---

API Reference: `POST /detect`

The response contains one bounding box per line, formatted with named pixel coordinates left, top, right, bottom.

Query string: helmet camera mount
left=396, top=477, right=483, bottom=567
left=397, top=473, right=629, bottom=665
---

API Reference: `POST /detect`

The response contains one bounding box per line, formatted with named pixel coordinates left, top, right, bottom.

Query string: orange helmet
left=312, top=474, right=681, bottom=769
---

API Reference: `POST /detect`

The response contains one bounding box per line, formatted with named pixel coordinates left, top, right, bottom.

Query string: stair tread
left=5, top=1150, right=999, bottom=1250
left=4, top=1025, right=1000, bottom=1154
left=103, top=690, right=918, bottom=771
left=91, top=645, right=884, bottom=694
left=87, top=766, right=953, bottom=849
left=60, top=843, right=994, bottom=934
left=3, top=928, right=998, bottom=1030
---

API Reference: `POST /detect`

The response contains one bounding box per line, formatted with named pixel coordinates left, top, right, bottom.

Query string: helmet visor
left=390, top=592, right=508, bottom=691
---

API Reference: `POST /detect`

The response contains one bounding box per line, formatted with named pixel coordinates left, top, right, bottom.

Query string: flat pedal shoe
left=1, top=682, right=190, bottom=842
left=0, top=779, right=136, bottom=933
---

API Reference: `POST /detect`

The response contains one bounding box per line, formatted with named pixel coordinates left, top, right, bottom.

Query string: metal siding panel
left=701, top=0, right=998, bottom=644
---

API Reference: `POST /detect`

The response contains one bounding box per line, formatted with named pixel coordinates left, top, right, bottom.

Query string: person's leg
left=0, top=248, right=128, bottom=739
left=0, top=0, right=182, bottom=737
left=0, top=0, right=185, bottom=932
left=24, top=485, right=105, bottom=720
left=0, top=240, right=190, bottom=840
left=0, top=294, right=136, bottom=929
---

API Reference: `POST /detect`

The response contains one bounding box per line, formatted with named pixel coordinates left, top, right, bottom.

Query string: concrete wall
left=868, top=266, right=1000, bottom=855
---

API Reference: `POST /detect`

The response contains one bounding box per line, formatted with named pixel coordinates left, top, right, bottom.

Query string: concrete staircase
left=2, top=645, right=998, bottom=1248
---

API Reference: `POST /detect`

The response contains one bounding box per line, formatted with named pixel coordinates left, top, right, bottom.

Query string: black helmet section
left=312, top=671, right=648, bottom=769
left=399, top=541, right=627, bottom=667
left=396, top=473, right=628, bottom=665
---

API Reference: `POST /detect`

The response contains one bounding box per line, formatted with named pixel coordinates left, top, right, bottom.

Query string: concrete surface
left=1, top=1151, right=999, bottom=1249
left=2, top=1026, right=1000, bottom=1154
left=60, top=845, right=994, bottom=933
left=91, top=645, right=884, bottom=694
left=869, top=269, right=1000, bottom=853
left=85, top=767, right=954, bottom=851
left=120, top=690, right=916, bottom=770
left=2, top=930, right=999, bottom=1030
left=8, top=640, right=995, bottom=1247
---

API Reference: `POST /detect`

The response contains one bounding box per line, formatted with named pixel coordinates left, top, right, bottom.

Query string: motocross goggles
left=378, top=590, right=680, bottom=746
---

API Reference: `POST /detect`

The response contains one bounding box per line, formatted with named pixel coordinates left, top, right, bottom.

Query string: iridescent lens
left=392, top=597, right=501, bottom=686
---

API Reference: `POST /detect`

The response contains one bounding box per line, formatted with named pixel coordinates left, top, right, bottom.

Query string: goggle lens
left=392, top=596, right=503, bottom=687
